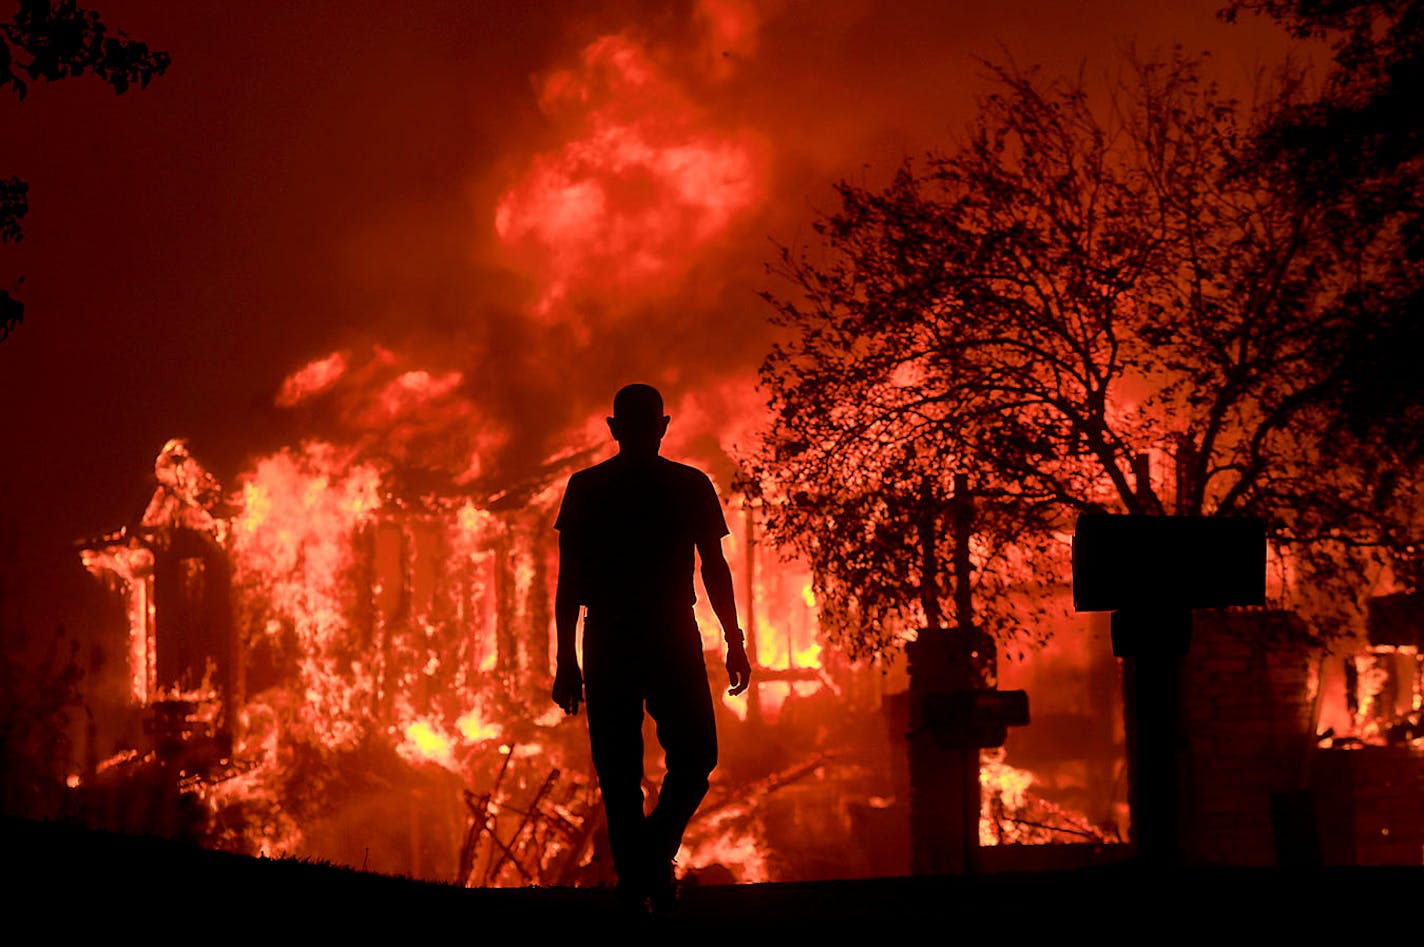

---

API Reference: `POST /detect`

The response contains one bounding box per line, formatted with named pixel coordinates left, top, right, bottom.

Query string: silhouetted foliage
left=0, top=286, right=21, bottom=342
left=1220, top=0, right=1421, bottom=189
left=0, top=517, right=84, bottom=818
left=0, top=0, right=170, bottom=340
left=753, top=54, right=1422, bottom=661
left=0, top=626, right=83, bottom=819
left=0, top=175, right=26, bottom=243
left=0, top=174, right=26, bottom=341
left=1, top=0, right=169, bottom=98
left=1224, top=0, right=1424, bottom=556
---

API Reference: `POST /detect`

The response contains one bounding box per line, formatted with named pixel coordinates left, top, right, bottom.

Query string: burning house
left=77, top=435, right=591, bottom=876
left=71, top=431, right=857, bottom=881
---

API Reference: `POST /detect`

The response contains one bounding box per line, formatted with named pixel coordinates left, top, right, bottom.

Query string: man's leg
left=583, top=643, right=648, bottom=889
left=644, top=640, right=718, bottom=867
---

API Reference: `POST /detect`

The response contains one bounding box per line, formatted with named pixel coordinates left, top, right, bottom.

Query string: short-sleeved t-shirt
left=554, top=455, right=729, bottom=622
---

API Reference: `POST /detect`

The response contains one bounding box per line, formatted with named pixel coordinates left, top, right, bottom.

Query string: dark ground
left=7, top=816, right=1418, bottom=937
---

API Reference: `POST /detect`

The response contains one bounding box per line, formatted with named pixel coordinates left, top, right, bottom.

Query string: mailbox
left=1072, top=514, right=1267, bottom=613
left=920, top=689, right=1030, bottom=749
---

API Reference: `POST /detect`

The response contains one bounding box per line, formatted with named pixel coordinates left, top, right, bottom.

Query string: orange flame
left=399, top=719, right=457, bottom=769
left=373, top=369, right=464, bottom=421
left=456, top=707, right=502, bottom=743
left=495, top=32, right=766, bottom=313
left=980, top=750, right=1035, bottom=836
left=276, top=351, right=348, bottom=407
left=231, top=442, right=382, bottom=750
left=678, top=819, right=769, bottom=884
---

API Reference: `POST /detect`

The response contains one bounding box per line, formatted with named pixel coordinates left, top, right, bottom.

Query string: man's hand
left=726, top=638, right=752, bottom=697
left=552, top=661, right=583, bottom=715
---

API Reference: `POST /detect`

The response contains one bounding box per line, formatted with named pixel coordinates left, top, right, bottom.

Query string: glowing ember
left=456, top=707, right=502, bottom=743
left=721, top=692, right=749, bottom=721
left=981, top=751, right=1034, bottom=816
left=455, top=501, right=495, bottom=541
left=400, top=719, right=457, bottom=768
left=981, top=752, right=1036, bottom=846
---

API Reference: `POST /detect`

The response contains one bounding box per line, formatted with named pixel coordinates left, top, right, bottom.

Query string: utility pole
left=742, top=501, right=762, bottom=725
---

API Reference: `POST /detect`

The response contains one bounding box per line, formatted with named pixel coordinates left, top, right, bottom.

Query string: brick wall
left=1313, top=746, right=1424, bottom=865
left=1181, top=610, right=1424, bottom=866
left=1181, top=610, right=1315, bottom=865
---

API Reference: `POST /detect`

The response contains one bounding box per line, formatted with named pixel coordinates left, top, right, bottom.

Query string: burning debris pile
left=979, top=750, right=1114, bottom=846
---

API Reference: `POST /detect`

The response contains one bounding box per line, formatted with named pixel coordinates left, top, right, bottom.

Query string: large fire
left=75, top=411, right=1127, bottom=884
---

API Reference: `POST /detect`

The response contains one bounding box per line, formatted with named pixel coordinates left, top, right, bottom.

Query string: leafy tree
left=1223, top=1, right=1424, bottom=586
left=0, top=515, right=85, bottom=819
left=752, top=54, right=1421, bottom=662
left=1221, top=0, right=1422, bottom=195
left=0, top=0, right=171, bottom=341
left=0, top=624, right=84, bottom=818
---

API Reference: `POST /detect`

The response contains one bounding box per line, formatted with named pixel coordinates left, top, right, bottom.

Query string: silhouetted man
left=552, top=383, right=751, bottom=911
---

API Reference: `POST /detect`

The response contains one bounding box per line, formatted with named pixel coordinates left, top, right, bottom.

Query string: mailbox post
left=905, top=475, right=1029, bottom=874
left=1072, top=514, right=1266, bottom=866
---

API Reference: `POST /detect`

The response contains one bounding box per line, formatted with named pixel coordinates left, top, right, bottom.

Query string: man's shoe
left=616, top=880, right=651, bottom=917
left=647, top=859, right=678, bottom=913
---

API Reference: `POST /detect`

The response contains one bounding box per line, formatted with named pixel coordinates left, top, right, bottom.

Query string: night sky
left=0, top=1, right=1296, bottom=640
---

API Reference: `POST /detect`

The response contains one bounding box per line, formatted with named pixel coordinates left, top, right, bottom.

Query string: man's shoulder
left=556, top=461, right=614, bottom=530
left=564, top=456, right=717, bottom=496
left=657, top=457, right=717, bottom=489
left=566, top=456, right=619, bottom=485
left=657, top=456, right=708, bottom=477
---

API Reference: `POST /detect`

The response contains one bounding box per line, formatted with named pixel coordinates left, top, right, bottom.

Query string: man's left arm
left=698, top=534, right=751, bottom=696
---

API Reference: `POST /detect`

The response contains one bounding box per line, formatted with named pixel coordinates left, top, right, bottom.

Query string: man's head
left=608, top=383, right=669, bottom=458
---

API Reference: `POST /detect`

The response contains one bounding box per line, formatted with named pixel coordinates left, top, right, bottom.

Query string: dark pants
left=583, top=611, right=718, bottom=885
